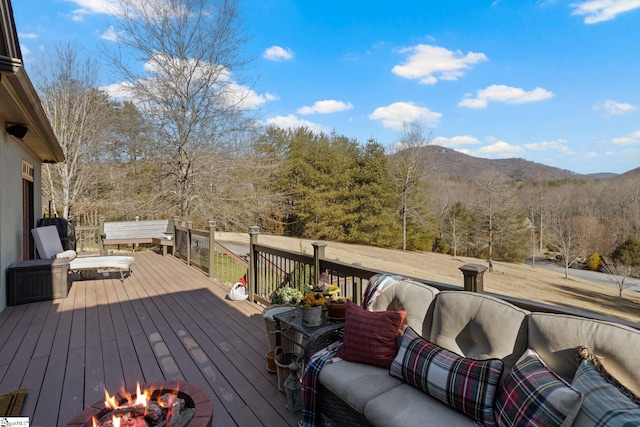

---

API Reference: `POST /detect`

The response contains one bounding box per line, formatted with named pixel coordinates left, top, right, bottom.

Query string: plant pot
left=301, top=305, right=323, bottom=327
left=266, top=350, right=277, bottom=373
left=327, top=302, right=346, bottom=320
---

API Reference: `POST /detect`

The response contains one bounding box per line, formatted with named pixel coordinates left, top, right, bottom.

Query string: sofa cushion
left=390, top=326, right=503, bottom=426
left=338, top=302, right=406, bottom=368
left=572, top=359, right=640, bottom=427
left=425, top=291, right=529, bottom=382
left=369, top=278, right=439, bottom=333
left=319, top=360, right=403, bottom=413
left=528, top=313, right=640, bottom=396
left=494, top=349, right=582, bottom=427
left=364, top=383, right=479, bottom=427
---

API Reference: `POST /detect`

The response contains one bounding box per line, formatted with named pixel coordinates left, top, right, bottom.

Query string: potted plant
left=270, top=287, right=304, bottom=306
left=262, top=287, right=304, bottom=364
left=302, top=292, right=325, bottom=327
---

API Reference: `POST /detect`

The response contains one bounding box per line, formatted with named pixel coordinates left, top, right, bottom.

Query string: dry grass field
left=218, top=232, right=640, bottom=324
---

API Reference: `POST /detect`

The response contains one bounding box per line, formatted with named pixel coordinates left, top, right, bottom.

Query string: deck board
left=0, top=251, right=299, bottom=427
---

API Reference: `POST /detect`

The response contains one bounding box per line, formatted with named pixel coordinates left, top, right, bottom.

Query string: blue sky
left=12, top=0, right=640, bottom=175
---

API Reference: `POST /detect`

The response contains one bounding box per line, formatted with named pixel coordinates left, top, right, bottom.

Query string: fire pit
left=65, top=381, right=213, bottom=427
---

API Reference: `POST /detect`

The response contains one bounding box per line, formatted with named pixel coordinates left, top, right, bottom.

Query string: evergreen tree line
left=60, top=110, right=639, bottom=276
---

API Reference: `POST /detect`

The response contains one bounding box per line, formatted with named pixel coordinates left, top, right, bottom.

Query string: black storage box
left=7, top=258, right=70, bottom=305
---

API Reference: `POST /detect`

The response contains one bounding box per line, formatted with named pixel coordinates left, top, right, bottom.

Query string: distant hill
left=613, top=166, right=640, bottom=181
left=423, top=146, right=621, bottom=181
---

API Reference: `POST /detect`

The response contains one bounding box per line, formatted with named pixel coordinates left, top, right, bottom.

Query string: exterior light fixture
left=6, top=124, right=29, bottom=139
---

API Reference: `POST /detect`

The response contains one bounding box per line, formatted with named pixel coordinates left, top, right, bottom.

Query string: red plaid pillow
left=337, top=301, right=407, bottom=368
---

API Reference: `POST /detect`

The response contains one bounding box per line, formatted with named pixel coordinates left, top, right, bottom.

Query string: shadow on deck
left=0, top=251, right=299, bottom=427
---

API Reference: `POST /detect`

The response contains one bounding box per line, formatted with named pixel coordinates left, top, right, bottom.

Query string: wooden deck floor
left=0, top=251, right=299, bottom=427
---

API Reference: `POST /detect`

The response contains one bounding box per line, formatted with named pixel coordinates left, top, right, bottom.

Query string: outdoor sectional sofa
left=311, top=275, right=640, bottom=427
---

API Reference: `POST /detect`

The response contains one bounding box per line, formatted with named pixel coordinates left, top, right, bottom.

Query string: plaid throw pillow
left=389, top=327, right=503, bottom=426
left=572, top=359, right=640, bottom=427
left=337, top=301, right=406, bottom=368
left=494, top=349, right=582, bottom=427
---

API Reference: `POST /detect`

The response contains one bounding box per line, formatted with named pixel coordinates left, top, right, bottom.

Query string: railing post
left=99, top=217, right=105, bottom=256
left=312, top=242, right=327, bottom=286
left=208, top=220, right=216, bottom=278
left=186, top=220, right=193, bottom=267
left=459, top=263, right=487, bottom=293
left=248, top=226, right=260, bottom=304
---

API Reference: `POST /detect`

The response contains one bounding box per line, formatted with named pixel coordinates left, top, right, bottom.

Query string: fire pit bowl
left=65, top=381, right=213, bottom=427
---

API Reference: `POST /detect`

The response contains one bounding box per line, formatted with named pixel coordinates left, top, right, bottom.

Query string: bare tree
left=545, top=188, right=592, bottom=280
left=388, top=121, right=432, bottom=250
left=105, top=0, right=253, bottom=220
left=602, top=259, right=637, bottom=298
left=33, top=43, right=111, bottom=221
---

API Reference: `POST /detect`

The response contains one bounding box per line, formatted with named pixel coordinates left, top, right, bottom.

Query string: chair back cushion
left=32, top=225, right=65, bottom=259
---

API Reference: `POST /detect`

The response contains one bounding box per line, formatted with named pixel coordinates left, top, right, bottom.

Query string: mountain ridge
left=424, top=145, right=625, bottom=181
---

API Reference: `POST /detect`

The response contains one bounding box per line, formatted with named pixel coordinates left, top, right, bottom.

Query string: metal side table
left=273, top=307, right=345, bottom=361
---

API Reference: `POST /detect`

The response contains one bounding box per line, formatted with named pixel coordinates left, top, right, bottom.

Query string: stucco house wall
left=0, top=0, right=64, bottom=312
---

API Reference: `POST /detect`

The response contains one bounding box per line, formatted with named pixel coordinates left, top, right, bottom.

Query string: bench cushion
left=319, top=361, right=403, bottom=413
left=363, top=383, right=475, bottom=427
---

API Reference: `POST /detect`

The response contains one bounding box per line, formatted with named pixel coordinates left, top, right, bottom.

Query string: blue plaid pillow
left=572, top=359, right=640, bottom=427
left=389, top=327, right=503, bottom=426
left=494, top=349, right=582, bottom=427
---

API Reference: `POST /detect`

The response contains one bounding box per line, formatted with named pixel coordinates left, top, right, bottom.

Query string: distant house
left=0, top=0, right=64, bottom=312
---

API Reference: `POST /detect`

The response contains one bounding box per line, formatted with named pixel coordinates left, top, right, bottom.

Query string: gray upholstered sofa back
left=370, top=278, right=439, bottom=332
left=528, top=312, right=640, bottom=396
left=424, top=291, right=530, bottom=380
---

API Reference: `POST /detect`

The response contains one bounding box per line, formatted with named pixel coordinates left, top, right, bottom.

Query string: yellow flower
left=304, top=292, right=326, bottom=307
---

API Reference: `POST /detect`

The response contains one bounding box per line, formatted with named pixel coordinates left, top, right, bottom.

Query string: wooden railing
left=72, top=221, right=640, bottom=330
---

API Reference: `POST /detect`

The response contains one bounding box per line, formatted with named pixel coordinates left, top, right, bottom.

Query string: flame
left=104, top=389, right=119, bottom=409
left=112, top=415, right=120, bottom=427
left=134, top=382, right=150, bottom=407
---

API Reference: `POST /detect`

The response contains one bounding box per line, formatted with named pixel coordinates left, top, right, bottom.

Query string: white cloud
left=570, top=0, right=640, bottom=24
left=593, top=99, right=637, bottom=115
left=20, top=45, right=31, bottom=55
left=18, top=33, right=38, bottom=39
left=263, top=46, right=294, bottom=61
left=458, top=84, right=554, bottom=108
left=612, top=130, right=640, bottom=145
left=432, top=135, right=480, bottom=147
left=265, top=93, right=280, bottom=101
left=524, top=139, right=575, bottom=154
left=223, top=83, right=273, bottom=110
left=369, top=102, right=442, bottom=131
left=101, top=81, right=137, bottom=101
left=64, top=0, right=118, bottom=14
left=476, top=140, right=525, bottom=158
left=298, top=100, right=353, bottom=115
left=265, top=114, right=323, bottom=132
left=392, top=44, right=488, bottom=85
left=101, top=26, right=124, bottom=42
